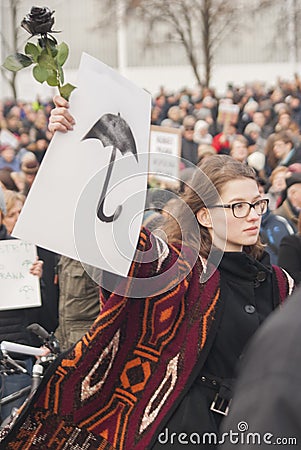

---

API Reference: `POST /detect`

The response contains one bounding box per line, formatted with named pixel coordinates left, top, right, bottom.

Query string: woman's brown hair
left=161, top=154, right=265, bottom=260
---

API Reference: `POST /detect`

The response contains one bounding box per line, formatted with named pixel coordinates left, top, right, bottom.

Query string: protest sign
left=13, top=53, right=151, bottom=276
left=0, top=240, right=41, bottom=310
left=149, top=125, right=182, bottom=187
left=217, top=102, right=240, bottom=126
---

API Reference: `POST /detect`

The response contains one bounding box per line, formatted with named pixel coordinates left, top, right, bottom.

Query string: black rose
left=21, top=6, right=55, bottom=36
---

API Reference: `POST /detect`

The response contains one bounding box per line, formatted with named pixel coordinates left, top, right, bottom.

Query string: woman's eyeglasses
left=207, top=198, right=269, bottom=218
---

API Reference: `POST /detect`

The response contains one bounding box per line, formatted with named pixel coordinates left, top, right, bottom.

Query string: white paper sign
left=0, top=240, right=41, bottom=310
left=13, top=53, right=151, bottom=276
left=149, top=125, right=182, bottom=186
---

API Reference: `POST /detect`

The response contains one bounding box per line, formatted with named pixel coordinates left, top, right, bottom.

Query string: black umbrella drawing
left=82, top=113, right=138, bottom=223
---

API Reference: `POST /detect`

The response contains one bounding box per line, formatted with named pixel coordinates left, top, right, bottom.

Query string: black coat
left=220, top=288, right=301, bottom=450
left=153, top=251, right=286, bottom=450
left=181, top=137, right=198, bottom=167
left=282, top=145, right=301, bottom=166
left=278, top=234, right=301, bottom=285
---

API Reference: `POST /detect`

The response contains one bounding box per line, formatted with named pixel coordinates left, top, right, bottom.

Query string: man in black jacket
left=220, top=288, right=300, bottom=449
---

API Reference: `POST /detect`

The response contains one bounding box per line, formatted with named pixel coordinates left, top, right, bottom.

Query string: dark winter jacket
left=278, top=234, right=301, bottom=285
left=220, top=287, right=301, bottom=449
left=260, top=209, right=294, bottom=265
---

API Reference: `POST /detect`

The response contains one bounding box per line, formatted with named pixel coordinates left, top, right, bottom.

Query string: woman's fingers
left=49, top=96, right=76, bottom=133
left=48, top=108, right=76, bottom=133
left=53, top=95, right=69, bottom=108
left=30, top=259, right=44, bottom=278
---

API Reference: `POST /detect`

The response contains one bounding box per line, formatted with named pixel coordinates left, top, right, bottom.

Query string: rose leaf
left=33, top=64, right=51, bottom=83
left=25, top=42, right=40, bottom=62
left=3, top=53, right=33, bottom=71
left=47, top=71, right=59, bottom=86
left=59, top=83, right=76, bottom=101
left=38, top=51, right=57, bottom=70
left=56, top=42, right=69, bottom=67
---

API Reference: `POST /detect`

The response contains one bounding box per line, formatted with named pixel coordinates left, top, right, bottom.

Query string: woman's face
left=1, top=147, right=15, bottom=163
left=3, top=200, right=23, bottom=234
left=197, top=178, right=262, bottom=252
left=230, top=141, right=248, bottom=162
left=272, top=173, right=286, bottom=192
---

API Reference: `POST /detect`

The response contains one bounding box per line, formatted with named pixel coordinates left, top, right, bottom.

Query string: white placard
left=13, top=53, right=151, bottom=276
left=217, top=102, right=240, bottom=125
left=0, top=240, right=41, bottom=310
left=149, top=125, right=182, bottom=186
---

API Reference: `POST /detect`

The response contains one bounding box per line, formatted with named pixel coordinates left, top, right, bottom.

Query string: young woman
left=0, top=97, right=293, bottom=450
left=2, top=190, right=25, bottom=235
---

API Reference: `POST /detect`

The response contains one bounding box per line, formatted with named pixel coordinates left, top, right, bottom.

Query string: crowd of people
left=149, top=78, right=301, bottom=272
left=0, top=76, right=301, bottom=448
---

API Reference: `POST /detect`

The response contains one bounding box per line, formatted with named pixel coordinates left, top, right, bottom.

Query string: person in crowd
left=253, top=177, right=294, bottom=265
left=181, top=115, right=198, bottom=168
left=274, top=172, right=301, bottom=232
left=193, top=120, right=213, bottom=145
left=2, top=190, right=25, bottom=235
left=197, top=144, right=216, bottom=164
left=220, top=287, right=301, bottom=450
left=264, top=133, right=278, bottom=177
left=178, top=94, right=194, bottom=117
left=1, top=185, right=59, bottom=334
left=1, top=97, right=294, bottom=450
left=278, top=212, right=301, bottom=285
left=252, top=110, right=273, bottom=140
left=246, top=151, right=266, bottom=180
left=212, top=122, right=238, bottom=154
left=274, top=110, right=292, bottom=133
left=150, top=105, right=161, bottom=125
left=244, top=121, right=268, bottom=154
left=19, top=153, right=39, bottom=195
left=289, top=93, right=301, bottom=129
left=55, top=256, right=101, bottom=352
left=229, top=136, right=248, bottom=164
left=265, top=166, right=289, bottom=210
left=260, top=208, right=294, bottom=266
left=238, top=100, right=258, bottom=133
left=272, top=130, right=301, bottom=168
left=4, top=111, right=22, bottom=138
left=161, top=105, right=182, bottom=128
left=0, top=168, right=19, bottom=191
left=0, top=185, right=43, bottom=423
left=28, top=110, right=52, bottom=163
left=0, top=144, right=20, bottom=172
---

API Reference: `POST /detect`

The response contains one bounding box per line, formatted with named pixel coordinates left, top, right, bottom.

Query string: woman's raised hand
left=48, top=95, right=76, bottom=134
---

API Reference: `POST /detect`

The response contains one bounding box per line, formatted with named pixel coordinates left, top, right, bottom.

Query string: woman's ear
left=196, top=207, right=212, bottom=228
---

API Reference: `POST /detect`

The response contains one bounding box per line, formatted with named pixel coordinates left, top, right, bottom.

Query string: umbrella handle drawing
left=82, top=112, right=138, bottom=224
left=97, top=146, right=122, bottom=222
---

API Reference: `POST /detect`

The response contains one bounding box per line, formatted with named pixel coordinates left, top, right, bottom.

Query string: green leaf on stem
left=3, top=53, right=33, bottom=71
left=47, top=71, right=59, bottom=86
left=38, top=51, right=57, bottom=70
left=56, top=42, right=69, bottom=66
left=46, top=38, right=58, bottom=57
left=33, top=64, right=51, bottom=83
left=25, top=42, right=40, bottom=62
left=58, top=65, right=64, bottom=85
left=59, top=83, right=76, bottom=101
